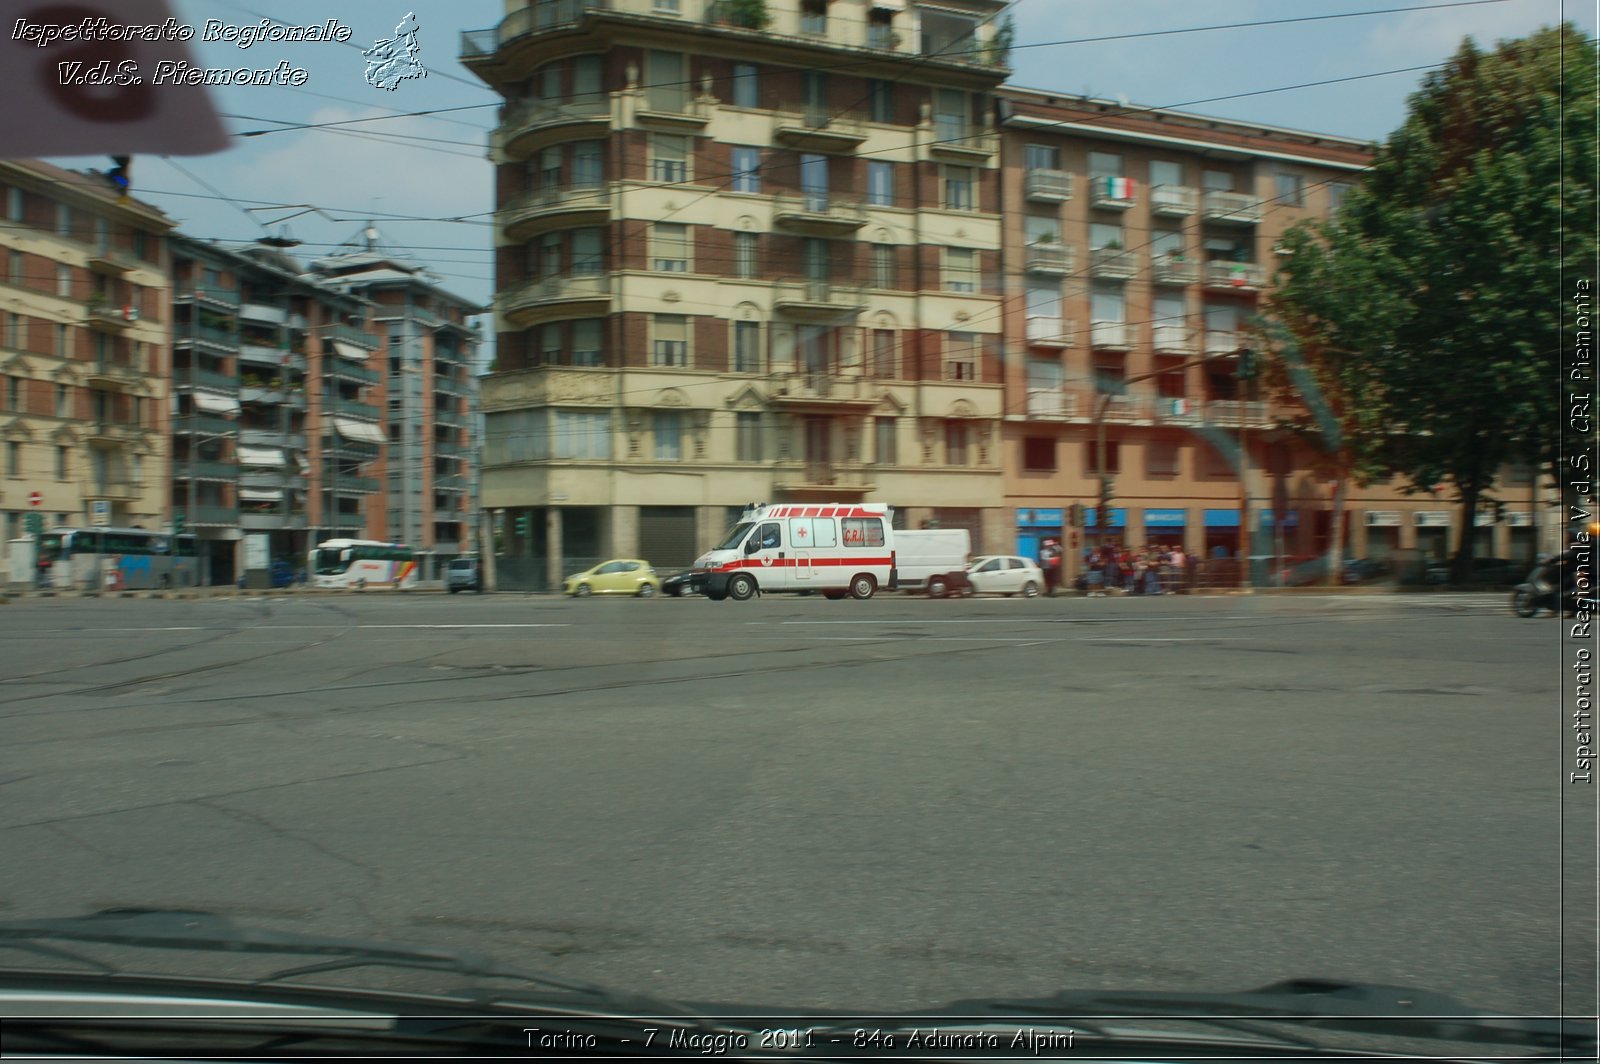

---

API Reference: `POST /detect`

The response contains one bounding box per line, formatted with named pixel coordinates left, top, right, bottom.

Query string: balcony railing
left=1024, top=242, right=1073, bottom=276
left=1204, top=330, right=1241, bottom=355
left=1088, top=178, right=1136, bottom=210
left=325, top=360, right=380, bottom=385
left=1150, top=185, right=1198, bottom=216
left=172, top=459, right=239, bottom=481
left=174, top=320, right=237, bottom=347
left=172, top=414, right=235, bottom=437
left=501, top=97, right=610, bottom=155
left=1024, top=316, right=1075, bottom=347
left=86, top=303, right=136, bottom=330
left=771, top=281, right=867, bottom=319
left=240, top=428, right=307, bottom=450
left=1090, top=321, right=1131, bottom=349
left=85, top=479, right=141, bottom=501
left=1202, top=190, right=1263, bottom=224
left=174, top=285, right=241, bottom=309
left=1152, top=256, right=1200, bottom=286
left=1204, top=261, right=1266, bottom=291
left=1026, top=388, right=1075, bottom=418
left=331, top=398, right=382, bottom=421
left=1152, top=324, right=1196, bottom=355
left=325, top=324, right=377, bottom=350
left=176, top=504, right=239, bottom=527
left=239, top=302, right=287, bottom=325
left=501, top=274, right=611, bottom=325
left=1089, top=247, right=1137, bottom=281
left=85, top=360, right=143, bottom=389
left=1024, top=169, right=1072, bottom=202
left=772, top=194, right=867, bottom=235
left=500, top=185, right=609, bottom=238
left=775, top=109, right=868, bottom=151
left=174, top=365, right=238, bottom=392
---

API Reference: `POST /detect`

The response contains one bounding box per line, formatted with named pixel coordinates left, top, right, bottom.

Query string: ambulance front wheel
left=849, top=573, right=877, bottom=600
left=727, top=573, right=757, bottom=601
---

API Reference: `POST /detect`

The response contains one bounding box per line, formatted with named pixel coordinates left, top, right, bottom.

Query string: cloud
left=1365, top=0, right=1578, bottom=62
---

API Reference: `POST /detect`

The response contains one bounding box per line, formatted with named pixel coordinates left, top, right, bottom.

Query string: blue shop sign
left=1258, top=509, right=1300, bottom=528
left=1144, top=509, right=1187, bottom=527
left=1204, top=508, right=1240, bottom=528
left=1085, top=507, right=1127, bottom=528
left=1016, top=508, right=1065, bottom=527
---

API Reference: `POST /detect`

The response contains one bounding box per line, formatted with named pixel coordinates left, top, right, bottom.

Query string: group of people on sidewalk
left=1037, top=541, right=1194, bottom=597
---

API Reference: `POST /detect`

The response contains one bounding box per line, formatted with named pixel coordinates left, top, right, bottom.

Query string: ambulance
left=693, top=503, right=897, bottom=601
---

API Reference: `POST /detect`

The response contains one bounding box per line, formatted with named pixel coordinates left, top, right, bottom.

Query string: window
left=1023, top=437, right=1056, bottom=472
left=867, top=161, right=893, bottom=206
left=945, top=420, right=970, bottom=465
left=945, top=331, right=977, bottom=380
left=870, top=329, right=895, bottom=377
left=1328, top=181, right=1351, bottom=211
left=1276, top=172, right=1305, bottom=206
left=4, top=375, right=18, bottom=411
left=538, top=63, right=561, bottom=101
left=571, top=141, right=602, bottom=187
left=1086, top=440, right=1121, bottom=474
left=56, top=323, right=68, bottom=358
left=730, top=147, right=761, bottom=194
left=5, top=441, right=19, bottom=476
left=1147, top=441, right=1181, bottom=476
left=4, top=187, right=20, bottom=221
left=735, top=411, right=762, bottom=461
left=55, top=383, right=69, bottom=417
left=553, top=410, right=611, bottom=459
left=733, top=232, right=758, bottom=279
left=799, top=154, right=828, bottom=211
left=868, top=79, right=893, bottom=122
left=943, top=165, right=974, bottom=210
left=1203, top=170, right=1234, bottom=191
left=539, top=146, right=562, bottom=189
left=652, top=314, right=688, bottom=366
left=945, top=247, right=977, bottom=293
left=797, top=324, right=829, bottom=374
left=8, top=250, right=22, bottom=286
left=841, top=517, right=885, bottom=547
left=571, top=228, right=602, bottom=275
left=573, top=319, right=603, bottom=365
left=1088, top=151, right=1123, bottom=177
left=874, top=417, right=896, bottom=465
left=652, top=223, right=690, bottom=272
left=653, top=0, right=680, bottom=12
left=644, top=50, right=686, bottom=112
left=55, top=202, right=70, bottom=237
left=1090, top=223, right=1123, bottom=250
left=1025, top=278, right=1061, bottom=323
left=653, top=410, right=683, bottom=460
left=734, top=320, right=761, bottom=372
left=1150, top=160, right=1183, bottom=187
left=1024, top=214, right=1059, bottom=245
left=573, top=55, right=603, bottom=106
left=55, top=445, right=69, bottom=480
left=651, top=134, right=688, bottom=183
left=731, top=63, right=758, bottom=107
left=540, top=326, right=562, bottom=366
left=933, top=88, right=965, bottom=141
left=56, top=263, right=70, bottom=297
left=870, top=244, right=896, bottom=289
left=133, top=230, right=147, bottom=261
left=800, top=0, right=826, bottom=35
left=1152, top=229, right=1184, bottom=257
left=1025, top=144, right=1060, bottom=171
left=540, top=232, right=561, bottom=277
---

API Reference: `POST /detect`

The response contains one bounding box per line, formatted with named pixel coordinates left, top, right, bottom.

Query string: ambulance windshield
left=714, top=522, right=754, bottom=551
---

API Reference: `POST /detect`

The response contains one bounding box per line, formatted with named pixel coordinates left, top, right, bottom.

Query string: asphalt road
left=0, top=588, right=1592, bottom=1032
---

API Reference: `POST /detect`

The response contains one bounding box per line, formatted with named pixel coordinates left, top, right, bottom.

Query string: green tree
left=1267, top=24, right=1596, bottom=581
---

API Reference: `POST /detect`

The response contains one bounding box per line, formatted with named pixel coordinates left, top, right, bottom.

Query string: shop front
left=1143, top=508, right=1187, bottom=550
left=1364, top=511, right=1402, bottom=558
left=1257, top=508, right=1299, bottom=557
left=1014, top=507, right=1065, bottom=564
left=1202, top=509, right=1239, bottom=557
left=1415, top=511, right=1452, bottom=562
left=1085, top=506, right=1127, bottom=548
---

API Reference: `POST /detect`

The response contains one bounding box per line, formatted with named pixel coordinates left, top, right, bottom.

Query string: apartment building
left=308, top=229, right=484, bottom=580
left=169, top=237, right=382, bottom=581
left=0, top=160, right=174, bottom=569
left=463, top=0, right=1013, bottom=589
left=997, top=90, right=1560, bottom=567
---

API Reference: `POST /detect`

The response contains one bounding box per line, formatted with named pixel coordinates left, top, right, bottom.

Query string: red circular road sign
left=29, top=491, right=43, bottom=507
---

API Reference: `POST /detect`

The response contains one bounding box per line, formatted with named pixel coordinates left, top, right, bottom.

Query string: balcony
left=1088, top=247, right=1137, bottom=281
left=326, top=474, right=382, bottom=494
left=178, top=504, right=239, bottom=528
left=241, top=511, right=308, bottom=531
left=174, top=365, right=238, bottom=393
left=240, top=468, right=305, bottom=490
left=85, top=359, right=143, bottom=390
left=1204, top=330, right=1241, bottom=355
left=434, top=440, right=468, bottom=458
left=172, top=414, right=236, bottom=437
left=331, top=398, right=382, bottom=421
left=502, top=97, right=610, bottom=158
left=1090, top=321, right=1131, bottom=350
left=1150, top=185, right=1198, bottom=217
left=636, top=93, right=710, bottom=132
left=84, top=480, right=142, bottom=501
left=771, top=281, right=866, bottom=321
left=325, top=323, right=377, bottom=351
left=1024, top=242, right=1073, bottom=277
left=1202, top=190, right=1263, bottom=225
left=324, top=360, right=380, bottom=386
left=774, top=462, right=875, bottom=495
left=87, top=247, right=138, bottom=275
left=775, top=109, right=867, bottom=153
left=1024, top=316, right=1075, bottom=348
left=172, top=459, right=239, bottom=481
left=501, top=185, right=609, bottom=241
left=501, top=274, right=611, bottom=328
left=240, top=385, right=306, bottom=407
left=928, top=127, right=998, bottom=162
left=769, top=373, right=877, bottom=409
left=240, top=428, right=307, bottom=450
left=772, top=194, right=867, bottom=237
left=1026, top=388, right=1076, bottom=419
left=1204, top=261, right=1266, bottom=292
left=1024, top=169, right=1072, bottom=203
left=239, top=302, right=288, bottom=325
left=87, top=421, right=146, bottom=448
left=1152, top=256, right=1200, bottom=286
left=460, top=0, right=604, bottom=60
left=1205, top=400, right=1271, bottom=427
left=174, top=285, right=241, bottom=311
left=1088, top=178, right=1136, bottom=210
left=240, top=344, right=303, bottom=372
left=86, top=302, right=136, bottom=331
left=173, top=320, right=236, bottom=348
left=1152, top=324, right=1196, bottom=355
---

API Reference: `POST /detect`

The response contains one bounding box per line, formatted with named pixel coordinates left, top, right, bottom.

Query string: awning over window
left=239, top=446, right=285, bottom=467
left=192, top=391, right=240, bottom=415
left=331, top=340, right=368, bottom=362
left=334, top=417, right=386, bottom=445
left=240, top=487, right=283, bottom=502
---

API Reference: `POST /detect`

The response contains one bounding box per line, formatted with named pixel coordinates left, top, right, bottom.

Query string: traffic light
left=1237, top=348, right=1258, bottom=381
left=172, top=513, right=186, bottom=535
left=514, top=513, right=531, bottom=537
left=24, top=512, right=43, bottom=535
left=1098, top=475, right=1115, bottom=514
left=1066, top=503, right=1082, bottom=528
left=106, top=156, right=131, bottom=199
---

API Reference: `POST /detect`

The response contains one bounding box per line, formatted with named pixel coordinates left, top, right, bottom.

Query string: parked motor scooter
left=1511, top=551, right=1591, bottom=617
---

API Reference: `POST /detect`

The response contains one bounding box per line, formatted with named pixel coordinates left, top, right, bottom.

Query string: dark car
left=1425, top=556, right=1521, bottom=586
left=237, top=560, right=298, bottom=589
left=663, top=570, right=706, bottom=597
left=1342, top=557, right=1390, bottom=584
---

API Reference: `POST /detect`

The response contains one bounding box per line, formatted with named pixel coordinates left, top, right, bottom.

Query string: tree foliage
left=1267, top=24, right=1596, bottom=578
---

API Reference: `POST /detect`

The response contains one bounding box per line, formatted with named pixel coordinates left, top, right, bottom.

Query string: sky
left=34, top=0, right=1599, bottom=347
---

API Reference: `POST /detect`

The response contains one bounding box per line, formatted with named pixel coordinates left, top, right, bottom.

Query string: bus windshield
left=310, top=549, right=345, bottom=575
left=714, top=522, right=753, bottom=551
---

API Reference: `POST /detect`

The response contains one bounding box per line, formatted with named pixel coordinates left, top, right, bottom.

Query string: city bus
left=308, top=539, right=419, bottom=589
left=35, top=527, right=201, bottom=591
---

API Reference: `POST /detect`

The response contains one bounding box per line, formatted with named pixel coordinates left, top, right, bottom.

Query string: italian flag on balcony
left=1104, top=176, right=1134, bottom=199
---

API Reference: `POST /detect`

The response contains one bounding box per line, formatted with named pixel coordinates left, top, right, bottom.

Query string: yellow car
left=563, top=559, right=662, bottom=598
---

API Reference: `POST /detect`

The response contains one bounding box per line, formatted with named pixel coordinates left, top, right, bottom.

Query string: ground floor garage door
left=639, top=507, right=698, bottom=569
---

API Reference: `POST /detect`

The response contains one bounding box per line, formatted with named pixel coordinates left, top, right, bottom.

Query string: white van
left=692, top=503, right=896, bottom=601
left=892, top=528, right=972, bottom=594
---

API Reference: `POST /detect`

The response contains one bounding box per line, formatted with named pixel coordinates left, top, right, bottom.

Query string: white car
left=966, top=555, right=1045, bottom=597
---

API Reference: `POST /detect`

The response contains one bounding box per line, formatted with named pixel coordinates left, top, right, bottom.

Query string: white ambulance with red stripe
left=693, top=503, right=896, bottom=601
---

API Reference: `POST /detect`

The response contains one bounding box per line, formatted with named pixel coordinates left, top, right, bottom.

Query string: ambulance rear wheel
left=849, top=574, right=876, bottom=600
left=727, top=573, right=757, bottom=601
